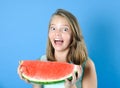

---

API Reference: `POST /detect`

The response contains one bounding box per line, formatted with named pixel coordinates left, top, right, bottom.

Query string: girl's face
left=49, top=15, right=72, bottom=52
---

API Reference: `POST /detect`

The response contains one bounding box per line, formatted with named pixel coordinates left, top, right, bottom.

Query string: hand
left=64, top=65, right=82, bottom=88
left=17, top=61, right=30, bottom=83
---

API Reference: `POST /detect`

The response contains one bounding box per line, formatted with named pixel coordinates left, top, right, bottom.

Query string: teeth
left=54, top=39, right=63, bottom=42
left=55, top=39, right=61, bottom=40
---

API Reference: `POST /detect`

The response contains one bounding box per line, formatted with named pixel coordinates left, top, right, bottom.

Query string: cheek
left=48, top=32, right=54, bottom=43
left=48, top=32, right=52, bottom=40
left=63, top=34, right=72, bottom=43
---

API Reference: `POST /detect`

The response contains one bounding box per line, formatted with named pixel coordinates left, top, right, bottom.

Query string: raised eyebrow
left=50, top=24, right=55, bottom=26
left=62, top=25, right=70, bottom=28
left=49, top=24, right=70, bottom=29
left=64, top=24, right=69, bottom=26
left=62, top=26, right=70, bottom=30
left=49, top=24, right=55, bottom=28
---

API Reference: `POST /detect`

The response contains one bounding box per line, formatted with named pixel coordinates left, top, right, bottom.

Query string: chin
left=54, top=47, right=64, bottom=51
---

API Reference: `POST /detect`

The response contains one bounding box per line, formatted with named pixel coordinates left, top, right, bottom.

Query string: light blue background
left=0, top=0, right=120, bottom=88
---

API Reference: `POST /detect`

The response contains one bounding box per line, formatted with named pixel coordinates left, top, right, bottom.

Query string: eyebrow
left=50, top=24, right=69, bottom=27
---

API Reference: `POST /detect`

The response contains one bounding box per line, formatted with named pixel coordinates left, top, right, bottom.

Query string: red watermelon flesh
left=19, top=60, right=76, bottom=84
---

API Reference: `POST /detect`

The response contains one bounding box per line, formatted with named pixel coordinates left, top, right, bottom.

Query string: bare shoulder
left=86, top=58, right=96, bottom=70
left=82, top=58, right=97, bottom=88
left=83, top=58, right=97, bottom=79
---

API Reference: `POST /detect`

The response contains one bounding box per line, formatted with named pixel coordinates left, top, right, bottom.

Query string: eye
left=63, top=27, right=69, bottom=32
left=50, top=27, right=56, bottom=31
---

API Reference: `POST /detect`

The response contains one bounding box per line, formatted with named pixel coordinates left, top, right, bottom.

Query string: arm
left=82, top=59, right=97, bottom=88
left=33, top=84, right=42, bottom=88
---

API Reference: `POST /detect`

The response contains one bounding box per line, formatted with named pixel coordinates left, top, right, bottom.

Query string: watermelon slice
left=19, top=60, right=77, bottom=84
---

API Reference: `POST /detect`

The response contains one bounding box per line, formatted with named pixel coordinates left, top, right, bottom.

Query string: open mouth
left=54, top=39, right=64, bottom=45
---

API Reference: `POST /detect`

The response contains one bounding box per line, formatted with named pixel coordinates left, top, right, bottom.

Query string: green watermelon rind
left=21, top=65, right=77, bottom=84
left=21, top=72, right=73, bottom=84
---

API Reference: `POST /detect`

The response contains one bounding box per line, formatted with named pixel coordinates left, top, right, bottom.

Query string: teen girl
left=18, top=9, right=97, bottom=88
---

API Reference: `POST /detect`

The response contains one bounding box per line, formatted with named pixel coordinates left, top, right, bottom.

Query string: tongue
left=55, top=40, right=63, bottom=45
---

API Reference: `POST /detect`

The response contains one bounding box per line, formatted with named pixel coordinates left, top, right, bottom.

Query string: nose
left=55, top=29, right=62, bottom=36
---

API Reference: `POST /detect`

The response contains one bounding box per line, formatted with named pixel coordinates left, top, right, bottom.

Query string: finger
left=18, top=69, right=23, bottom=79
left=24, top=78, right=30, bottom=83
left=17, top=65, right=23, bottom=74
left=17, top=65, right=24, bottom=79
left=66, top=73, right=76, bottom=82
left=64, top=79, right=71, bottom=88
left=76, top=65, right=82, bottom=79
left=66, top=72, right=76, bottom=83
left=18, top=60, right=23, bottom=73
left=66, top=68, right=78, bottom=82
left=65, top=73, right=77, bottom=87
left=18, top=68, right=30, bottom=83
left=17, top=61, right=23, bottom=74
left=72, top=71, right=77, bottom=83
left=17, top=65, right=21, bottom=76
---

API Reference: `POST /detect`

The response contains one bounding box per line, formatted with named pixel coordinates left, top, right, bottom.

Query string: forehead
left=50, top=15, right=70, bottom=26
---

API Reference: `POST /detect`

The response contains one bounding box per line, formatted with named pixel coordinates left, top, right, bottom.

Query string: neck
left=54, top=49, right=69, bottom=62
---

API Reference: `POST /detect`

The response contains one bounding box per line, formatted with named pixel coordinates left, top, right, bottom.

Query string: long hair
left=46, top=9, right=88, bottom=65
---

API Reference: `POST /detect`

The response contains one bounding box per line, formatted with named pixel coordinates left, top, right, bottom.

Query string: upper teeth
left=55, top=39, right=61, bottom=40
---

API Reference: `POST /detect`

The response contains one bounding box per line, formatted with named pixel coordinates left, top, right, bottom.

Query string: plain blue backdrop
left=0, top=0, right=120, bottom=88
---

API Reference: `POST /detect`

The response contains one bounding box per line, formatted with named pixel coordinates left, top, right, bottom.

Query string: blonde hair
left=46, top=9, right=88, bottom=65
